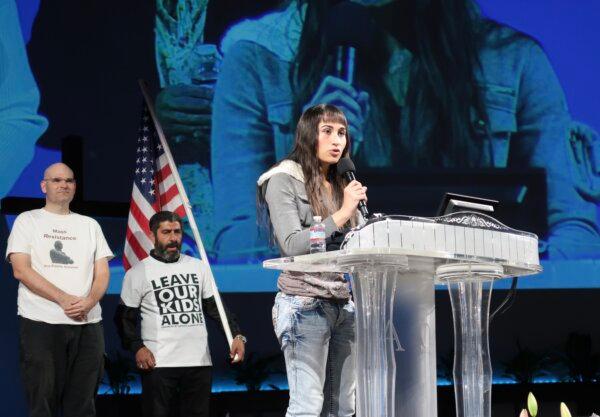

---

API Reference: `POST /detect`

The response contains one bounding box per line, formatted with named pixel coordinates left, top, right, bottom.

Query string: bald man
left=6, top=163, right=113, bottom=417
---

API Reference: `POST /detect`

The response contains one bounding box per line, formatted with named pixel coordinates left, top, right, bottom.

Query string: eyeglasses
left=43, top=178, right=76, bottom=184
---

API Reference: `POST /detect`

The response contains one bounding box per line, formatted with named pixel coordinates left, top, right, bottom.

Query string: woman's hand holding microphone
left=333, top=180, right=367, bottom=227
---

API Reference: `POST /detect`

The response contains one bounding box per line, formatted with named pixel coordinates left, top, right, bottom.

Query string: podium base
left=350, top=257, right=437, bottom=417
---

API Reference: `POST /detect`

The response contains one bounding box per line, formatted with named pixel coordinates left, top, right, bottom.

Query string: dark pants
left=141, top=366, right=212, bottom=417
left=18, top=317, right=105, bottom=417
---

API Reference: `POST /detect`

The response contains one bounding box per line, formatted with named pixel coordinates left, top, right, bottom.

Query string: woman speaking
left=257, top=103, right=366, bottom=417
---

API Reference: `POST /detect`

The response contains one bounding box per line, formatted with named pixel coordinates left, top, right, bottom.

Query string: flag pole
left=138, top=79, right=234, bottom=348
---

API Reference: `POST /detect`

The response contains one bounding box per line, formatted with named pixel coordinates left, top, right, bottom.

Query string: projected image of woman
left=258, top=104, right=365, bottom=417
left=211, top=0, right=600, bottom=261
left=0, top=0, right=48, bottom=198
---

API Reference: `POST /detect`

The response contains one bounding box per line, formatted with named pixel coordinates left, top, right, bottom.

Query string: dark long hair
left=291, top=0, right=495, bottom=167
left=287, top=104, right=351, bottom=221
left=257, top=104, right=354, bottom=243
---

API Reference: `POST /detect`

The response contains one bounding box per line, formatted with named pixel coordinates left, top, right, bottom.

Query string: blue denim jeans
left=272, top=292, right=356, bottom=417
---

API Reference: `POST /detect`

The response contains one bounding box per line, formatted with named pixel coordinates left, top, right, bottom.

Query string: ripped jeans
left=272, top=292, right=356, bottom=417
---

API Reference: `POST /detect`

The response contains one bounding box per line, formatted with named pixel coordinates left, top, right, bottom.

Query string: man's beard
left=154, top=242, right=181, bottom=261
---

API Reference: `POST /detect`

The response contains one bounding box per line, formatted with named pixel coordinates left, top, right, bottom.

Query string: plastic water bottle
left=309, top=216, right=326, bottom=254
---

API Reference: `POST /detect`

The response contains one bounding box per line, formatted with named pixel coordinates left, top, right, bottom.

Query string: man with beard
left=114, top=210, right=245, bottom=417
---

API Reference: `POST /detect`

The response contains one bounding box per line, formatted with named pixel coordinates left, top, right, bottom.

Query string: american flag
left=123, top=103, right=186, bottom=270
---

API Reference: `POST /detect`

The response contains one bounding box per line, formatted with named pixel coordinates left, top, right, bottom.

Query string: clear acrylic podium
left=264, top=212, right=542, bottom=417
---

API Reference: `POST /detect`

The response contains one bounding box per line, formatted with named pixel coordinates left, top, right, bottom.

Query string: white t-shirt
left=120, top=254, right=215, bottom=367
left=6, top=208, right=114, bottom=324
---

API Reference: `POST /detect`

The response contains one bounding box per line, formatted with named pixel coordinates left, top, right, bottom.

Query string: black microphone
left=324, top=2, right=377, bottom=84
left=336, top=157, right=369, bottom=220
left=335, top=46, right=356, bottom=84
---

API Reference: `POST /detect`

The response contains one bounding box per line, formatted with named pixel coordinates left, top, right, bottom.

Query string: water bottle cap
left=313, top=216, right=322, bottom=222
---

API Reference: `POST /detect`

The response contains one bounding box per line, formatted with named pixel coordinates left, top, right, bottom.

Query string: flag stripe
left=158, top=154, right=169, bottom=170
left=122, top=244, right=138, bottom=269
left=123, top=241, right=142, bottom=269
left=159, top=184, right=180, bottom=206
left=174, top=205, right=186, bottom=218
left=132, top=185, right=156, bottom=220
left=129, top=201, right=152, bottom=239
left=163, top=197, right=184, bottom=213
left=157, top=175, right=176, bottom=195
left=127, top=213, right=154, bottom=249
left=123, top=255, right=131, bottom=272
left=126, top=228, right=149, bottom=262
